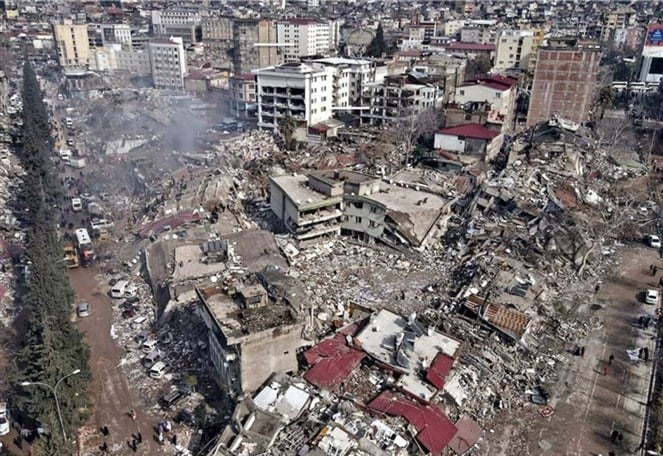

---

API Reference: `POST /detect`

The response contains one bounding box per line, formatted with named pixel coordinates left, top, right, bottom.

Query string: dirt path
left=481, top=245, right=659, bottom=455
left=70, top=267, right=166, bottom=455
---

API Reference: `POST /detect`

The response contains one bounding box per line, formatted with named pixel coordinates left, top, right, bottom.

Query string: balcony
left=299, top=208, right=342, bottom=227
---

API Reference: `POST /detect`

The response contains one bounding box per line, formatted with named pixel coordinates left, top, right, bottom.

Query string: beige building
left=229, top=74, right=257, bottom=119
left=53, top=22, right=90, bottom=68
left=201, top=16, right=233, bottom=41
left=148, top=37, right=187, bottom=89
left=196, top=271, right=306, bottom=397
left=601, top=6, right=636, bottom=42
left=232, top=19, right=282, bottom=74
left=494, top=30, right=534, bottom=72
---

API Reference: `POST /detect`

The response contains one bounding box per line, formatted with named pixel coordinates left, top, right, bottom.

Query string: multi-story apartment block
left=601, top=6, right=636, bottom=43
left=494, top=30, right=534, bottom=72
left=53, top=21, right=90, bottom=68
left=459, top=20, right=498, bottom=45
left=100, top=23, right=132, bottom=48
left=453, top=76, right=518, bottom=132
left=148, top=37, right=187, bottom=89
left=88, top=45, right=118, bottom=71
left=527, top=38, right=602, bottom=126
left=116, top=49, right=151, bottom=75
left=277, top=18, right=333, bottom=62
left=256, top=62, right=335, bottom=130
left=229, top=74, right=257, bottom=119
left=360, top=74, right=442, bottom=127
left=201, top=16, right=233, bottom=41
left=232, top=19, right=282, bottom=74
left=311, top=57, right=374, bottom=110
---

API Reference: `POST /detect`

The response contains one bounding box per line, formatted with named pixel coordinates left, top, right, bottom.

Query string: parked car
left=159, top=388, right=188, bottom=409
left=77, top=302, right=90, bottom=318
left=149, top=361, right=168, bottom=379
left=0, top=402, right=9, bottom=436
left=645, top=289, right=660, bottom=305
left=141, top=340, right=158, bottom=354
left=648, top=234, right=661, bottom=249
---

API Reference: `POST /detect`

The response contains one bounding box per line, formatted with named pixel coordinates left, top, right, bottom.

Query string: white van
left=141, top=340, right=158, bottom=353
left=110, top=280, right=128, bottom=299
left=149, top=361, right=167, bottom=379
left=71, top=198, right=83, bottom=212
left=130, top=315, right=147, bottom=330
left=65, top=117, right=73, bottom=127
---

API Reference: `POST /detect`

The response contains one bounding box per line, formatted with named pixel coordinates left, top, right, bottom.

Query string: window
left=369, top=220, right=377, bottom=228
left=370, top=206, right=380, bottom=214
left=459, top=90, right=465, bottom=95
left=495, top=93, right=501, bottom=99
left=354, top=216, right=362, bottom=224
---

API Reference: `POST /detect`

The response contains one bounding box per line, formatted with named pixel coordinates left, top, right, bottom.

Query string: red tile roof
left=426, top=353, right=455, bottom=390
left=437, top=124, right=499, bottom=140
left=460, top=75, right=518, bottom=91
left=445, top=42, right=496, bottom=51
left=448, top=416, right=482, bottom=455
left=281, top=18, right=321, bottom=25
left=232, top=73, right=256, bottom=81
left=368, top=390, right=458, bottom=455
left=303, top=334, right=364, bottom=389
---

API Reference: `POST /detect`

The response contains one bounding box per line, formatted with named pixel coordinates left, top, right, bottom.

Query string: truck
left=75, top=228, right=95, bottom=267
left=63, top=242, right=79, bottom=268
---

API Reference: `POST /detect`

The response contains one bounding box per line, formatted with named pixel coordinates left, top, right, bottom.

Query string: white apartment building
left=494, top=30, right=534, bottom=71
left=148, top=37, right=187, bottom=89
left=101, top=24, right=132, bottom=47
left=277, top=19, right=335, bottom=62
left=311, top=57, right=374, bottom=110
left=256, top=62, right=335, bottom=129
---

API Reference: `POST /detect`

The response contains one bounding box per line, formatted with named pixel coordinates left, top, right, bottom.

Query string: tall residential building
left=527, top=38, right=602, bottom=126
left=256, top=62, right=336, bottom=130
left=148, top=37, right=187, bottom=89
left=637, top=24, right=663, bottom=84
left=494, top=30, right=534, bottom=71
left=151, top=9, right=201, bottom=44
left=232, top=19, right=282, bottom=74
left=311, top=57, right=374, bottom=110
left=201, top=16, right=233, bottom=41
left=100, top=23, right=132, bottom=48
left=360, top=74, right=442, bottom=126
left=277, top=18, right=334, bottom=62
left=53, top=21, right=90, bottom=68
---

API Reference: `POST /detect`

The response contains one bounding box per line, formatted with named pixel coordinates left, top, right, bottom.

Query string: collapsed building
left=269, top=170, right=454, bottom=250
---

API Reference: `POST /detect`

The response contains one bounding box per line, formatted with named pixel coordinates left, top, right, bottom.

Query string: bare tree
left=395, top=107, right=443, bottom=166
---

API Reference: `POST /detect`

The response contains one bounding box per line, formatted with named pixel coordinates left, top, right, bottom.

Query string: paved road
left=481, top=245, right=659, bottom=455
left=70, top=267, right=160, bottom=455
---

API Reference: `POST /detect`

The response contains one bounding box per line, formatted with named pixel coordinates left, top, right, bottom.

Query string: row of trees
left=11, top=58, right=91, bottom=455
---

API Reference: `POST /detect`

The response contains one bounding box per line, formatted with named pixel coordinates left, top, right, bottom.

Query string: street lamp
left=21, top=368, right=81, bottom=441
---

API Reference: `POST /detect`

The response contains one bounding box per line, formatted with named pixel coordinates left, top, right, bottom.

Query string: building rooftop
left=197, top=286, right=299, bottom=342
left=444, top=42, right=496, bottom=51
left=437, top=123, right=500, bottom=140
left=354, top=309, right=461, bottom=374
left=270, top=174, right=342, bottom=211
left=364, top=184, right=449, bottom=245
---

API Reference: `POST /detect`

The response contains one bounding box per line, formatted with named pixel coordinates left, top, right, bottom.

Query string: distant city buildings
left=527, top=38, right=602, bottom=126
left=277, top=18, right=336, bottom=62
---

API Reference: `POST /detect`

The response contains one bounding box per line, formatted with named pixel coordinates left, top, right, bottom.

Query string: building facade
left=116, top=49, right=151, bottom=75
left=277, top=18, right=333, bottom=62
left=494, top=30, right=534, bottom=71
left=151, top=9, right=201, bottom=36
left=360, top=74, right=441, bottom=126
left=201, top=16, right=233, bottom=41
left=100, top=23, right=132, bottom=47
left=453, top=76, right=518, bottom=132
left=232, top=19, right=282, bottom=74
left=148, top=37, right=187, bottom=89
left=527, top=39, right=602, bottom=126
left=53, top=22, right=90, bottom=68
left=256, top=62, right=335, bottom=130
left=229, top=74, right=257, bottom=119
left=637, top=24, right=663, bottom=84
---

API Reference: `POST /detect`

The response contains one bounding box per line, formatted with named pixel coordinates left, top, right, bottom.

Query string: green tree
left=10, top=58, right=91, bottom=453
left=465, top=54, right=493, bottom=79
left=366, top=23, right=385, bottom=58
